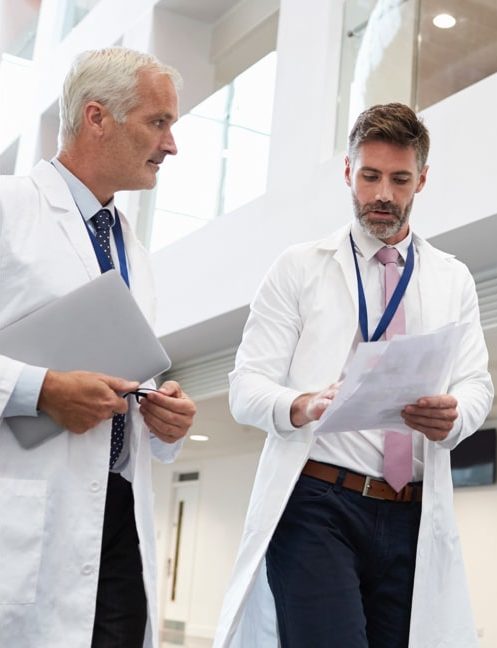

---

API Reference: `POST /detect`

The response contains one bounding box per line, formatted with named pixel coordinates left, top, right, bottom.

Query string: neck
left=57, top=149, right=114, bottom=205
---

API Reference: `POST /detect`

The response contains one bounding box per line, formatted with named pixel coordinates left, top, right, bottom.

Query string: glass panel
left=150, top=51, right=277, bottom=251
left=335, top=0, right=417, bottom=153
left=61, top=0, right=101, bottom=38
left=0, top=54, right=33, bottom=151
left=336, top=0, right=497, bottom=152
left=222, top=126, right=271, bottom=215
left=415, top=0, right=497, bottom=110
left=0, top=0, right=41, bottom=59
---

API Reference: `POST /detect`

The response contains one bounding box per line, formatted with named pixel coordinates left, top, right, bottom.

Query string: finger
left=402, top=413, right=455, bottom=433
left=141, top=409, right=187, bottom=440
left=402, top=405, right=458, bottom=421
left=111, top=397, right=129, bottom=415
left=100, top=375, right=140, bottom=393
left=414, top=395, right=458, bottom=409
left=141, top=391, right=196, bottom=416
left=157, top=380, right=183, bottom=397
left=307, top=397, right=332, bottom=420
left=140, top=400, right=191, bottom=430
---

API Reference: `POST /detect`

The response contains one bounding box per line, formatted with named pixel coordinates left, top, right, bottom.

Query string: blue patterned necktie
left=91, top=209, right=125, bottom=469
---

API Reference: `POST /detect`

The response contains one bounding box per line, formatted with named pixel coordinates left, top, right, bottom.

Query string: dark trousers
left=266, top=473, right=422, bottom=648
left=91, top=472, right=148, bottom=648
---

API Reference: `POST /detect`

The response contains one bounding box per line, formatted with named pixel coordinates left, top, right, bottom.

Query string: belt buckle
left=361, top=475, right=383, bottom=500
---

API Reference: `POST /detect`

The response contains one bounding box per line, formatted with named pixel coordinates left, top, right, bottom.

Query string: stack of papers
left=313, top=323, right=467, bottom=436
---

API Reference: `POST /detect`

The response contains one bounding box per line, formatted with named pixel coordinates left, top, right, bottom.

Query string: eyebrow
left=361, top=166, right=413, bottom=176
left=149, top=111, right=177, bottom=123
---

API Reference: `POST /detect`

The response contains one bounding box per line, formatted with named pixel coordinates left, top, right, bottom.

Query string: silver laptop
left=0, top=270, right=171, bottom=448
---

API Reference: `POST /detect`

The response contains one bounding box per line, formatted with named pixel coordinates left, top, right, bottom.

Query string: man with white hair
left=0, top=47, right=195, bottom=648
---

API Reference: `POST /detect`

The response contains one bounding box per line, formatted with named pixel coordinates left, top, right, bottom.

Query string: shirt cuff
left=273, top=389, right=303, bottom=434
left=3, top=365, right=48, bottom=417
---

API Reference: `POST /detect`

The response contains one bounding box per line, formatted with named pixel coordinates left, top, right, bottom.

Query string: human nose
left=375, top=179, right=393, bottom=202
left=161, top=129, right=177, bottom=156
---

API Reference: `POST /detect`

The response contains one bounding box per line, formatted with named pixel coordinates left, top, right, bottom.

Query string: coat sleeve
left=439, top=263, right=494, bottom=450
left=229, top=247, right=307, bottom=438
left=0, top=355, right=26, bottom=418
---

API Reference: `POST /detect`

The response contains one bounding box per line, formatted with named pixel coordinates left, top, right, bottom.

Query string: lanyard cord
left=349, top=233, right=414, bottom=342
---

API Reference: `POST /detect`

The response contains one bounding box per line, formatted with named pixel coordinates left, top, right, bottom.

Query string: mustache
left=361, top=201, right=402, bottom=218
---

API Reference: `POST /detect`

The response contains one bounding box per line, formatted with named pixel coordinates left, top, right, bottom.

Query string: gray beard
left=352, top=193, right=412, bottom=241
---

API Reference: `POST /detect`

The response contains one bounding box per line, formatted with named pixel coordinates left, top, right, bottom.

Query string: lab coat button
left=81, top=564, right=94, bottom=576
left=90, top=481, right=100, bottom=492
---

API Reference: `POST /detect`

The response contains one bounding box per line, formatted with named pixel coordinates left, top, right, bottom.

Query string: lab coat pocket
left=0, top=478, right=47, bottom=604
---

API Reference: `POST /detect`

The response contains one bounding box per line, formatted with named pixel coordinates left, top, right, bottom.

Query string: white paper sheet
left=313, top=323, right=468, bottom=436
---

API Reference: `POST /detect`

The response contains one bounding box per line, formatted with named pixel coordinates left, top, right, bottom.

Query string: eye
left=152, top=119, right=165, bottom=128
left=393, top=177, right=409, bottom=185
left=362, top=173, right=378, bottom=182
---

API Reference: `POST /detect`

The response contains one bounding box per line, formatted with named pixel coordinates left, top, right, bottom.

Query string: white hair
left=58, top=46, right=182, bottom=149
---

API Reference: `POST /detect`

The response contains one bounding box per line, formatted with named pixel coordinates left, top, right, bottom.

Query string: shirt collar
left=350, top=219, right=412, bottom=263
left=51, top=158, right=115, bottom=225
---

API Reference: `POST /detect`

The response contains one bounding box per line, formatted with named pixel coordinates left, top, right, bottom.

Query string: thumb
left=100, top=375, right=140, bottom=393
left=159, top=380, right=182, bottom=397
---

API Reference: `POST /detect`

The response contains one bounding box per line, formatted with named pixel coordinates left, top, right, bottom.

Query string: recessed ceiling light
left=190, top=434, right=209, bottom=442
left=433, top=13, right=456, bottom=29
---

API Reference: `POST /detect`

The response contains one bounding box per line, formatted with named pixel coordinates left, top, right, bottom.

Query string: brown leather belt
left=302, top=459, right=422, bottom=503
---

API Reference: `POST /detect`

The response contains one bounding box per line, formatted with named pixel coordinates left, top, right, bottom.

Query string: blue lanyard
left=84, top=209, right=130, bottom=288
left=350, top=233, right=414, bottom=342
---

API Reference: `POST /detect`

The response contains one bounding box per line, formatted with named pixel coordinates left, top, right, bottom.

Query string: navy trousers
left=91, top=472, right=147, bottom=648
left=266, top=473, right=422, bottom=648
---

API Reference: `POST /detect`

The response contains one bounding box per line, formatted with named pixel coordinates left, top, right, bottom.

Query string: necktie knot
left=92, top=209, right=112, bottom=233
left=376, top=246, right=399, bottom=266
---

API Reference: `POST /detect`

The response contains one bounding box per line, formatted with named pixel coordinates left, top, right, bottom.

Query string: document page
left=313, top=323, right=468, bottom=436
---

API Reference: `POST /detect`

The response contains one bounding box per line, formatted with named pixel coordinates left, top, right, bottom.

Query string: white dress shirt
left=284, top=221, right=426, bottom=479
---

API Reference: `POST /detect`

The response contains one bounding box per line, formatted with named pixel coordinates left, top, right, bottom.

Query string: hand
left=290, top=382, right=341, bottom=428
left=38, top=370, right=139, bottom=434
left=401, top=394, right=459, bottom=441
left=139, top=380, right=196, bottom=444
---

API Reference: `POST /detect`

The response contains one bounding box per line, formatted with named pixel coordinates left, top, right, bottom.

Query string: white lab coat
left=0, top=161, right=180, bottom=648
left=214, top=225, right=494, bottom=648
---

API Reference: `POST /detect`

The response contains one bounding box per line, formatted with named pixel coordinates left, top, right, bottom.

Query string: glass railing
left=335, top=0, right=497, bottom=152
left=150, top=51, right=277, bottom=251
left=61, top=0, right=102, bottom=38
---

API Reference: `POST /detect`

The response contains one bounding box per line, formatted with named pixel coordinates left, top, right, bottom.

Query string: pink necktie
left=375, top=246, right=412, bottom=492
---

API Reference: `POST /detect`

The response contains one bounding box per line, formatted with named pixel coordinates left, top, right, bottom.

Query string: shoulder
left=414, top=233, right=475, bottom=294
left=415, top=234, right=470, bottom=270
left=271, top=225, right=351, bottom=269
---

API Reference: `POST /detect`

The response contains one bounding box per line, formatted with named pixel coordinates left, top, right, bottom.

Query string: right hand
left=37, top=370, right=139, bottom=434
left=290, top=382, right=341, bottom=428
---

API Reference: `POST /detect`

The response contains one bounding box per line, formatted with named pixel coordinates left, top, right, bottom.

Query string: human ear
left=415, top=164, right=429, bottom=193
left=344, top=155, right=352, bottom=187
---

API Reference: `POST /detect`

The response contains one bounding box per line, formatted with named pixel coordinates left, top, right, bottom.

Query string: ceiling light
left=190, top=434, right=209, bottom=442
left=433, top=13, right=456, bottom=29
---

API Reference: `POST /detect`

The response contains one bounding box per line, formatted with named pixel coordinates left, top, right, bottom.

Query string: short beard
left=352, top=192, right=412, bottom=241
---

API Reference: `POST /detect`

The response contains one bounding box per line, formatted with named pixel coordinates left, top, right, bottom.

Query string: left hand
left=139, top=380, right=196, bottom=444
left=401, top=394, right=458, bottom=441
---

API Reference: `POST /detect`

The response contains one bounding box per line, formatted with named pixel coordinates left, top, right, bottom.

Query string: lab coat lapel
left=30, top=161, right=101, bottom=280
left=318, top=224, right=359, bottom=316
left=415, top=235, right=455, bottom=332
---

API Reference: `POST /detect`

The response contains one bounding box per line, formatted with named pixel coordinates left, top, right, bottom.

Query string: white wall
left=152, top=36, right=497, bottom=339
left=455, top=481, right=497, bottom=647
left=151, top=435, right=497, bottom=643
left=152, top=449, right=263, bottom=639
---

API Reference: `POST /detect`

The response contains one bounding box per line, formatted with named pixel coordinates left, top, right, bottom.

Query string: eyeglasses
left=123, top=388, right=162, bottom=403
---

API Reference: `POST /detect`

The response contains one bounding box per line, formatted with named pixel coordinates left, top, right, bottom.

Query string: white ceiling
left=178, top=392, right=265, bottom=461
left=157, top=0, right=240, bottom=24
